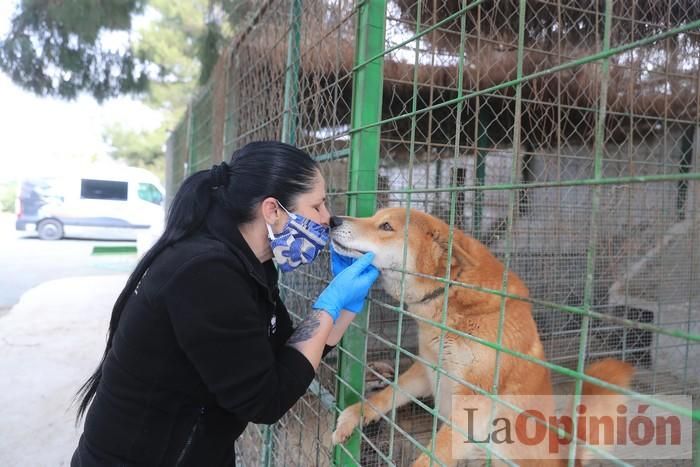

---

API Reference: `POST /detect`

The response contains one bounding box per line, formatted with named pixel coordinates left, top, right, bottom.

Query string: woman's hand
left=287, top=251, right=379, bottom=370
left=330, top=245, right=355, bottom=276
left=313, top=252, right=379, bottom=321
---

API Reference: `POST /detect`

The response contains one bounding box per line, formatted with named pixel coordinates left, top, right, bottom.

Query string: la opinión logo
left=451, top=395, right=692, bottom=460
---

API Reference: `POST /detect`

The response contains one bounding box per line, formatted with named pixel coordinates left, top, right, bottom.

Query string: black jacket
left=72, top=205, right=323, bottom=466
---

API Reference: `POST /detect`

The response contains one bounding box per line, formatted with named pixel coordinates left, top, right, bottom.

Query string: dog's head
left=330, top=208, right=480, bottom=303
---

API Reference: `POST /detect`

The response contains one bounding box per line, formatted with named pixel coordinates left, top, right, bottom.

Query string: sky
left=0, top=1, right=444, bottom=183
left=0, top=1, right=163, bottom=181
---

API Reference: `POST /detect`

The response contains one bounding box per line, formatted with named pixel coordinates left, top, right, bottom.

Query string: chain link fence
left=167, top=1, right=700, bottom=465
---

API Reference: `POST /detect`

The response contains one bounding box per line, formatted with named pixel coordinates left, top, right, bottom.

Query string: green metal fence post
left=219, top=55, right=230, bottom=162
left=473, top=104, right=493, bottom=239
left=281, top=0, right=303, bottom=145
left=568, top=0, right=613, bottom=463
left=224, top=53, right=239, bottom=154
left=333, top=1, right=387, bottom=465
left=261, top=425, right=273, bottom=467
left=678, top=124, right=695, bottom=220
left=186, top=104, right=195, bottom=176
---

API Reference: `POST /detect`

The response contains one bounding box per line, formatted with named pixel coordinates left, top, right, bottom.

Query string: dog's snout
left=330, top=216, right=343, bottom=229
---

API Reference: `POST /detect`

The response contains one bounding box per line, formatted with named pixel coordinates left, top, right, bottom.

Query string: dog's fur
left=330, top=208, right=634, bottom=466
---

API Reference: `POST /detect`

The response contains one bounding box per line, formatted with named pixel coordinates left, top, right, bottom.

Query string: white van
left=15, top=166, right=165, bottom=241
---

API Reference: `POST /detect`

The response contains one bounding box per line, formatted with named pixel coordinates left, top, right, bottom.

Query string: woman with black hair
left=70, top=141, right=379, bottom=466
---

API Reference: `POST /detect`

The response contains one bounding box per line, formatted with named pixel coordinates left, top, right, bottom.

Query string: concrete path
left=0, top=275, right=127, bottom=466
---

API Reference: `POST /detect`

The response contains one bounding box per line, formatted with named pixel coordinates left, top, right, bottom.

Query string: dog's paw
left=331, top=404, right=362, bottom=445
left=411, top=454, right=432, bottom=467
left=365, top=361, right=395, bottom=393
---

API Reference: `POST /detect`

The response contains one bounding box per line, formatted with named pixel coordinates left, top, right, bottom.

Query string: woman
left=71, top=141, right=379, bottom=466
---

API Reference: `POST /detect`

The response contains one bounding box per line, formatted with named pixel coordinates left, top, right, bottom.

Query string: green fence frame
left=333, top=1, right=386, bottom=464
left=165, top=1, right=700, bottom=465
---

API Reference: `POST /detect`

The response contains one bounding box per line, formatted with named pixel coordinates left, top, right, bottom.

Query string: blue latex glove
left=330, top=244, right=355, bottom=277
left=313, top=252, right=380, bottom=322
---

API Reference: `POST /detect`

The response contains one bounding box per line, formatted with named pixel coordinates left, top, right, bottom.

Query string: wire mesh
left=361, top=1, right=700, bottom=464
left=165, top=0, right=700, bottom=465
left=225, top=1, right=361, bottom=465
left=223, top=0, right=294, bottom=153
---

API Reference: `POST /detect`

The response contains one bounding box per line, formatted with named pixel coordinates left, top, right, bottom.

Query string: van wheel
left=37, top=219, right=64, bottom=240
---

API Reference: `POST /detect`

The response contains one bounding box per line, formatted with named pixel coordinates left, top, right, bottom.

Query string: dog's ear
left=449, top=240, right=477, bottom=269
left=428, top=228, right=477, bottom=269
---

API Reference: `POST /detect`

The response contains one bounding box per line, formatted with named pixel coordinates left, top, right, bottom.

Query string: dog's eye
left=379, top=222, right=394, bottom=232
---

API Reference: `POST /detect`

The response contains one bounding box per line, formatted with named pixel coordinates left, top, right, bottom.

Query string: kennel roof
left=228, top=0, right=700, bottom=146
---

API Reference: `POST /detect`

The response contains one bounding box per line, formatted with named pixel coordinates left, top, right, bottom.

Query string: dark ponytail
left=74, top=141, right=319, bottom=422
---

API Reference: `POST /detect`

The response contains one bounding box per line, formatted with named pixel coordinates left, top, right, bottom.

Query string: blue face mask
left=266, top=202, right=329, bottom=273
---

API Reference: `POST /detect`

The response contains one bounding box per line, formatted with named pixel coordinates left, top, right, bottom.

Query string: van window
left=81, top=179, right=128, bottom=201
left=138, top=183, right=163, bottom=205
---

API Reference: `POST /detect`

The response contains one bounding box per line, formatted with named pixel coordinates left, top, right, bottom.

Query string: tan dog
left=330, top=208, right=634, bottom=466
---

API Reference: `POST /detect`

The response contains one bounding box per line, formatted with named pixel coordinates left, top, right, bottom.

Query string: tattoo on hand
left=287, top=311, right=322, bottom=344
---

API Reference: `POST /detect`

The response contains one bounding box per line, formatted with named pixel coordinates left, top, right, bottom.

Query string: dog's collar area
left=407, top=286, right=446, bottom=305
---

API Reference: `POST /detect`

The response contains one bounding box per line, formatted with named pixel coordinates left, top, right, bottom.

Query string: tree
left=0, top=181, right=17, bottom=213
left=104, top=124, right=166, bottom=176
left=0, top=0, right=244, bottom=103
left=0, top=0, right=149, bottom=101
left=103, top=0, right=220, bottom=180
left=1, top=0, right=248, bottom=177
left=135, top=0, right=208, bottom=112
